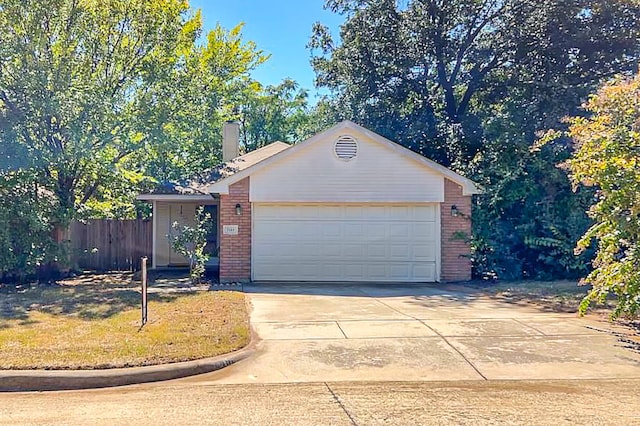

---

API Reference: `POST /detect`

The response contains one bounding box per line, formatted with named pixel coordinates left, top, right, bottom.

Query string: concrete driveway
left=186, top=283, right=640, bottom=384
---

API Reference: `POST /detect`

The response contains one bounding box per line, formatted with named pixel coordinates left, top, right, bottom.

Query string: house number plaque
left=223, top=225, right=239, bottom=235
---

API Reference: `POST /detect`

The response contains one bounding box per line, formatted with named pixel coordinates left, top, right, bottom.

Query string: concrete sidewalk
left=184, top=283, right=640, bottom=384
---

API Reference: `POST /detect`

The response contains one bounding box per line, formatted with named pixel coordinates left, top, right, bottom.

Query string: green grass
left=0, top=274, right=249, bottom=370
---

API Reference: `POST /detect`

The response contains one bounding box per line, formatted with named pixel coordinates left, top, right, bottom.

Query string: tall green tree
left=0, top=0, right=315, bottom=278
left=132, top=22, right=268, bottom=184
left=312, top=0, right=640, bottom=165
left=311, top=0, right=640, bottom=279
left=239, top=79, right=314, bottom=151
left=564, top=75, right=640, bottom=318
left=0, top=0, right=196, bottom=242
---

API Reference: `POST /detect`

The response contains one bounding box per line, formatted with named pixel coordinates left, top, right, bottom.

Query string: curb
left=0, top=344, right=254, bottom=392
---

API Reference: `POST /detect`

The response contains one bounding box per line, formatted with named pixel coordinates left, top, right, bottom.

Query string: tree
left=0, top=170, right=57, bottom=283
left=239, top=79, right=313, bottom=151
left=312, top=0, right=640, bottom=164
left=169, top=206, right=212, bottom=284
left=0, top=0, right=198, bottom=267
left=310, top=0, right=640, bottom=279
left=132, top=22, right=268, bottom=184
left=564, top=75, right=640, bottom=319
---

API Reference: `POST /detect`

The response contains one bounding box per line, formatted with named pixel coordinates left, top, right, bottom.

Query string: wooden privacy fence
left=70, top=219, right=152, bottom=271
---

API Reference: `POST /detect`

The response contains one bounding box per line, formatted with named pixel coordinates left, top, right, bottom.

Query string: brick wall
left=441, top=178, right=472, bottom=282
left=217, top=176, right=471, bottom=283
left=219, top=178, right=251, bottom=282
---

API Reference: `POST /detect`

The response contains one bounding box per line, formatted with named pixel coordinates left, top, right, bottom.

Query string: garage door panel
left=344, top=264, right=365, bottom=279
left=321, top=223, right=341, bottom=237
left=390, top=245, right=410, bottom=259
left=343, top=244, right=365, bottom=257
left=367, top=244, right=386, bottom=258
left=413, top=244, right=436, bottom=260
left=367, top=264, right=387, bottom=279
left=313, top=206, right=337, bottom=219
left=321, top=263, right=344, bottom=279
left=300, top=263, right=320, bottom=277
left=391, top=205, right=411, bottom=220
left=294, top=243, right=318, bottom=257
left=363, top=206, right=388, bottom=220
left=344, top=223, right=364, bottom=238
left=413, top=223, right=436, bottom=239
left=344, top=205, right=364, bottom=219
left=389, top=223, right=410, bottom=239
left=253, top=222, right=289, bottom=238
left=253, top=204, right=439, bottom=282
left=414, top=263, right=436, bottom=280
left=366, top=223, right=387, bottom=239
left=414, top=206, right=436, bottom=221
left=389, top=264, right=411, bottom=280
left=318, top=244, right=341, bottom=257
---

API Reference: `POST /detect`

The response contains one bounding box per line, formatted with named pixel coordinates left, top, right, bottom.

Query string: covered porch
left=136, top=194, right=219, bottom=271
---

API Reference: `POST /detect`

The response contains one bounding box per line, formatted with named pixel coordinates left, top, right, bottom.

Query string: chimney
left=222, top=121, right=240, bottom=162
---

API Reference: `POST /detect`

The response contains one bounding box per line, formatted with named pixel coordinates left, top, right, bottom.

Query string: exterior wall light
left=451, top=205, right=459, bottom=217
left=235, top=203, right=242, bottom=216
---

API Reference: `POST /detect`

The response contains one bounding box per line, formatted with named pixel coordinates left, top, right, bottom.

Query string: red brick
left=441, top=178, right=472, bottom=282
left=219, top=178, right=251, bottom=283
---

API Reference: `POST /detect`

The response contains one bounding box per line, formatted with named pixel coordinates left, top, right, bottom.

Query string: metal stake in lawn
left=141, top=257, right=148, bottom=326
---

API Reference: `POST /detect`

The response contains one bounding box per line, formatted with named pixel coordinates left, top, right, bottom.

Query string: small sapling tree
left=169, top=207, right=212, bottom=284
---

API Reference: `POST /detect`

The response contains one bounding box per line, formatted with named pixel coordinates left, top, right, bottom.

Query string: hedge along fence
left=70, top=219, right=152, bottom=271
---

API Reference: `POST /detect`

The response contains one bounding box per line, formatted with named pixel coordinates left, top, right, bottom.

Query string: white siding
left=253, top=204, right=439, bottom=282
left=249, top=131, right=444, bottom=203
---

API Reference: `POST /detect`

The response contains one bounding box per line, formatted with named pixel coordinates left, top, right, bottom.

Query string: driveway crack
left=335, top=321, right=349, bottom=339
left=511, top=318, right=547, bottom=335
left=370, top=296, right=488, bottom=381
left=325, top=382, right=358, bottom=425
left=370, top=297, right=416, bottom=320
left=420, top=321, right=489, bottom=381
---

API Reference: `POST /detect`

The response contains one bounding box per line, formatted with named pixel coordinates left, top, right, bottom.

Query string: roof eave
left=136, top=194, right=215, bottom=202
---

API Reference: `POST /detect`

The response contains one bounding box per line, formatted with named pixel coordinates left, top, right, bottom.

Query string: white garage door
left=252, top=204, right=439, bottom=282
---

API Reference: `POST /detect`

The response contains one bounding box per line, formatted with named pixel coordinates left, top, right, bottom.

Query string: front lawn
left=0, top=274, right=249, bottom=370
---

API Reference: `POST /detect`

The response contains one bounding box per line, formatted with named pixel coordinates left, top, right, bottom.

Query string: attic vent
left=334, top=136, right=358, bottom=160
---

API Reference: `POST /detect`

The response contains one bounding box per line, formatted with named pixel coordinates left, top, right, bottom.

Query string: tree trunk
left=42, top=222, right=71, bottom=281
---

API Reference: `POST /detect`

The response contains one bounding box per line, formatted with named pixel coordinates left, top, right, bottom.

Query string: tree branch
left=449, top=0, right=505, bottom=86
left=426, top=1, right=460, bottom=121
left=456, top=53, right=502, bottom=117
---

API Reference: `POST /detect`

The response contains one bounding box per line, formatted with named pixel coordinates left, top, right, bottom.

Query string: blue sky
left=188, top=0, right=344, bottom=101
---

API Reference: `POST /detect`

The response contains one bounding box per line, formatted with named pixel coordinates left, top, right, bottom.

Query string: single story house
left=138, top=120, right=481, bottom=283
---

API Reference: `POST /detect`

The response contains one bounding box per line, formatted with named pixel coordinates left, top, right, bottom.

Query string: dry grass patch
left=0, top=274, right=249, bottom=370
left=469, top=280, right=614, bottom=314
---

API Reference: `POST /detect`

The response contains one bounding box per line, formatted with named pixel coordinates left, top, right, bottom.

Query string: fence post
left=141, top=257, right=148, bottom=326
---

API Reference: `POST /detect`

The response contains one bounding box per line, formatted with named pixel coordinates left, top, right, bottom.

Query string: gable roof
left=137, top=141, right=290, bottom=201
left=188, top=141, right=290, bottom=193
left=207, top=120, right=482, bottom=196
left=217, top=141, right=292, bottom=177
